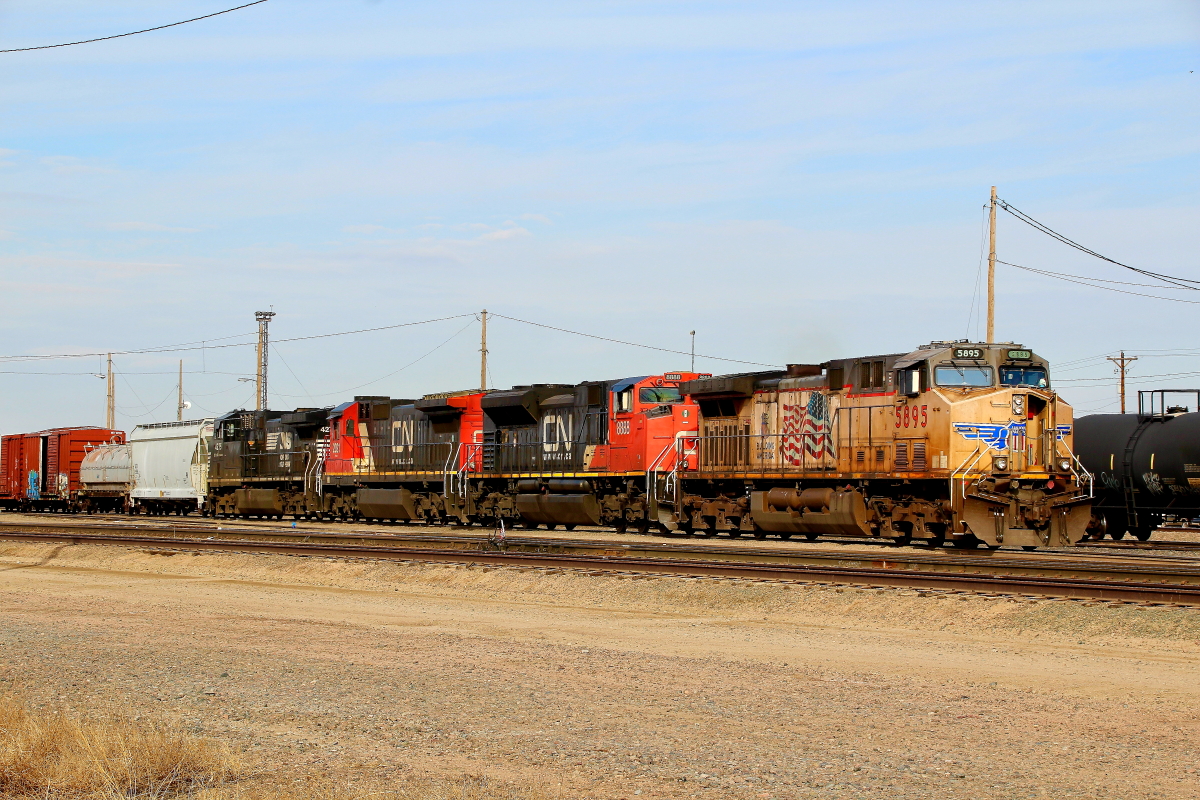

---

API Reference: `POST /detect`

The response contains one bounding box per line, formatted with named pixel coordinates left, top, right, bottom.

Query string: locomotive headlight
left=993, top=456, right=1009, bottom=473
left=1058, top=457, right=1071, bottom=472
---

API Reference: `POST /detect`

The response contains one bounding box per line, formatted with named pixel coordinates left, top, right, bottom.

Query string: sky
left=1, top=0, right=1198, bottom=432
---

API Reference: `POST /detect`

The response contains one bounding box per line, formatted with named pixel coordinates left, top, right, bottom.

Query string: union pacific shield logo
left=952, top=422, right=1072, bottom=450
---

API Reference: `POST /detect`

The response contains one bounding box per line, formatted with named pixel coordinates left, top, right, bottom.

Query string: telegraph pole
left=986, top=185, right=997, bottom=344
left=177, top=360, right=184, bottom=421
left=1108, top=351, right=1138, bottom=414
left=689, top=330, right=696, bottom=372
left=255, top=311, right=275, bottom=411
left=480, top=309, right=488, bottom=390
left=105, top=353, right=114, bottom=430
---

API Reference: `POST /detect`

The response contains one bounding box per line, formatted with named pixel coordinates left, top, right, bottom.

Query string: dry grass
left=0, top=694, right=240, bottom=799
left=0, top=695, right=553, bottom=800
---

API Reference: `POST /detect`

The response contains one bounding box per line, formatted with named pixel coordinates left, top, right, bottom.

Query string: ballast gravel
left=0, top=541, right=1196, bottom=799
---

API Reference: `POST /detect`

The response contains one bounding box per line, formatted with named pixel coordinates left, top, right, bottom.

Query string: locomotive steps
left=1, top=519, right=1198, bottom=606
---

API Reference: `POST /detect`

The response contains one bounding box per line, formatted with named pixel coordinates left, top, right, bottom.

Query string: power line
left=0, top=0, right=269, bottom=53
left=995, top=198, right=1200, bottom=290
left=272, top=318, right=479, bottom=399
left=0, top=314, right=475, bottom=363
left=491, top=314, right=780, bottom=368
left=999, top=260, right=1200, bottom=306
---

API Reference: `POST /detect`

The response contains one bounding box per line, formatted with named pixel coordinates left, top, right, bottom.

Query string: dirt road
left=0, top=541, right=1196, bottom=798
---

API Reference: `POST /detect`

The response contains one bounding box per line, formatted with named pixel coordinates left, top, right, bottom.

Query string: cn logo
left=543, top=413, right=573, bottom=457
left=391, top=419, right=415, bottom=452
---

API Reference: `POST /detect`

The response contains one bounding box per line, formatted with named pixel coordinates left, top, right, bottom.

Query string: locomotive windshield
left=1000, top=366, right=1049, bottom=388
left=640, top=387, right=682, bottom=404
left=934, top=365, right=993, bottom=387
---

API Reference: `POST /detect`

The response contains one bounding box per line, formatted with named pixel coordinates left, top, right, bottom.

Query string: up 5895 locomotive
left=665, top=341, right=1091, bottom=548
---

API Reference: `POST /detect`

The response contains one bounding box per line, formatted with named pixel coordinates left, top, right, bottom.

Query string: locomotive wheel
left=1109, top=528, right=1126, bottom=540
left=1133, top=528, right=1153, bottom=542
left=804, top=533, right=819, bottom=542
left=1022, top=545, right=1039, bottom=551
left=633, top=518, right=650, bottom=535
left=613, top=520, right=628, bottom=533
left=564, top=524, right=577, bottom=531
left=777, top=532, right=793, bottom=540
left=726, top=529, right=742, bottom=539
left=752, top=530, right=768, bottom=540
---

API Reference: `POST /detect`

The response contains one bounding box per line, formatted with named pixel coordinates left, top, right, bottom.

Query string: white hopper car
left=78, top=419, right=214, bottom=515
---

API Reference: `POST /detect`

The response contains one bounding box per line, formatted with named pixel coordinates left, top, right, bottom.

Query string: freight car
left=660, top=341, right=1092, bottom=548
left=78, top=419, right=215, bottom=515
left=0, top=427, right=125, bottom=511
left=1075, top=390, right=1200, bottom=541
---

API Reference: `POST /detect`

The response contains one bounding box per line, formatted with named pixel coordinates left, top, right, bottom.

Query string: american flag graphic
left=781, top=392, right=830, bottom=465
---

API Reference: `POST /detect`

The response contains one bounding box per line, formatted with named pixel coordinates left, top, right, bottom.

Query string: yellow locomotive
left=665, top=341, right=1091, bottom=549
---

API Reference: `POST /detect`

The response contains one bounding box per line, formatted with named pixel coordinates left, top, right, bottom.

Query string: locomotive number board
left=953, top=347, right=984, bottom=359
left=1007, top=349, right=1032, bottom=360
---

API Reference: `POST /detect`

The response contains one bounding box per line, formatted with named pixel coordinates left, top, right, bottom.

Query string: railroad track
left=1, top=520, right=1198, bottom=607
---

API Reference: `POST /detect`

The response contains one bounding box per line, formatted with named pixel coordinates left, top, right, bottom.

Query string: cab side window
left=615, top=389, right=633, bottom=413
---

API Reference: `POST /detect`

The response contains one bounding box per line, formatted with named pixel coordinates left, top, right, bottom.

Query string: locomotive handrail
left=645, top=438, right=683, bottom=509
left=951, top=446, right=988, bottom=501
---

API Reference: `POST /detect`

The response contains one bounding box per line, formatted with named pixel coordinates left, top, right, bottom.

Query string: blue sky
left=1, top=0, right=1198, bottom=430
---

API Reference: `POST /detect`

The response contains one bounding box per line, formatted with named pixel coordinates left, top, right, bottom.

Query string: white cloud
left=479, top=226, right=531, bottom=241
left=106, top=221, right=201, bottom=233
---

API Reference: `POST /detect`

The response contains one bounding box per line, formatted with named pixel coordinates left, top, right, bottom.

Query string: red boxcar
left=0, top=427, right=125, bottom=511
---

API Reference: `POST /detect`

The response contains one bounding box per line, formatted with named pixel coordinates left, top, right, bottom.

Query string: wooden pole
left=177, top=359, right=184, bottom=421
left=480, top=309, right=488, bottom=391
left=1108, top=351, right=1137, bottom=414
left=987, top=185, right=997, bottom=344
left=689, top=331, right=695, bottom=372
left=105, top=353, right=114, bottom=429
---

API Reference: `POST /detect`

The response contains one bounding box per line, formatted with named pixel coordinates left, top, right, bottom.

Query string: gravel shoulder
left=0, top=541, right=1197, bottom=799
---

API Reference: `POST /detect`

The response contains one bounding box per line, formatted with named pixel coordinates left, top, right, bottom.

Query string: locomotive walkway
left=1, top=518, right=1199, bottom=606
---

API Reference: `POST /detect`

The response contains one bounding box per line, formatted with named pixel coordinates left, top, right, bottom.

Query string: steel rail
left=0, top=522, right=1198, bottom=606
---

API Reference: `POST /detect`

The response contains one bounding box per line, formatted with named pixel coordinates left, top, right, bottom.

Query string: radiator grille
left=913, top=442, right=927, bottom=471
left=895, top=442, right=908, bottom=469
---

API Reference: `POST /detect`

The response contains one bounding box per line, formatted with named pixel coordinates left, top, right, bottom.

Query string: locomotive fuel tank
left=1076, top=409, right=1200, bottom=539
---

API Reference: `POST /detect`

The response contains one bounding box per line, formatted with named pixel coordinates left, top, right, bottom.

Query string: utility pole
left=1107, top=351, right=1138, bottom=414
left=255, top=310, right=275, bottom=411
left=480, top=309, right=488, bottom=391
left=689, top=331, right=696, bottom=372
left=105, top=353, right=114, bottom=430
left=177, top=360, right=184, bottom=421
left=986, top=185, right=997, bottom=344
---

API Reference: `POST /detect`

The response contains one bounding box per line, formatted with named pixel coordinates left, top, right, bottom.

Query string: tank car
left=1075, top=390, right=1200, bottom=540
left=0, top=427, right=125, bottom=512
left=661, top=341, right=1092, bottom=548
left=78, top=442, right=132, bottom=512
